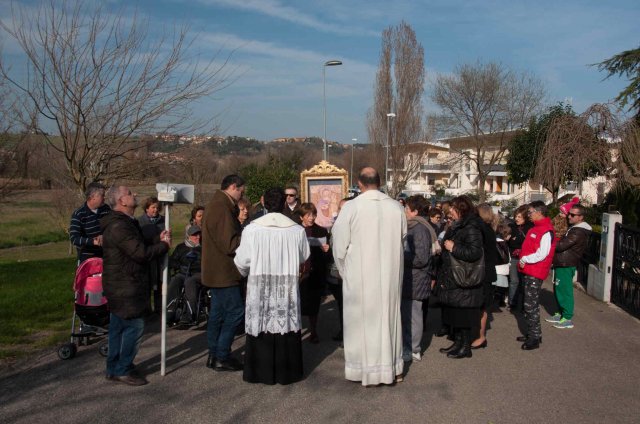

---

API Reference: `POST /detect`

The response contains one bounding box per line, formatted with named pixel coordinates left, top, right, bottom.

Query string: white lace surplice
left=234, top=214, right=310, bottom=337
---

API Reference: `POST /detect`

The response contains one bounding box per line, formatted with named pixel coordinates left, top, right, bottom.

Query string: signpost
left=155, top=183, right=194, bottom=376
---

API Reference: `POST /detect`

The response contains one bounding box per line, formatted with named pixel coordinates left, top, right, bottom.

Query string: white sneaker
left=412, top=352, right=422, bottom=362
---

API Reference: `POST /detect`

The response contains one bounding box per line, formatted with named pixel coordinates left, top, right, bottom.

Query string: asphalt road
left=1, top=286, right=639, bottom=424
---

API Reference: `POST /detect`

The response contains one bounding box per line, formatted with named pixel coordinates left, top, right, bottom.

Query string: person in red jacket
left=517, top=201, right=557, bottom=350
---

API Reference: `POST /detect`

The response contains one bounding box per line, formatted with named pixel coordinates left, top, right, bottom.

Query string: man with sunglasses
left=517, top=201, right=557, bottom=350
left=547, top=204, right=592, bottom=329
left=282, top=186, right=301, bottom=223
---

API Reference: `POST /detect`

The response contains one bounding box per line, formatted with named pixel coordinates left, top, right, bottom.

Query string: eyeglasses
left=568, top=213, right=582, bottom=218
left=285, top=194, right=296, bottom=197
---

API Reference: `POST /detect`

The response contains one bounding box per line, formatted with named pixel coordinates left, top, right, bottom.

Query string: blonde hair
left=477, top=203, right=501, bottom=231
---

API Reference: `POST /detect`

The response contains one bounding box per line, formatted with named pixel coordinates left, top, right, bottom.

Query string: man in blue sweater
left=69, top=182, right=111, bottom=263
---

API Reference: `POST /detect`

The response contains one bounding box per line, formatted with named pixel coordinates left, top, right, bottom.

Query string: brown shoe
left=108, top=374, right=148, bottom=386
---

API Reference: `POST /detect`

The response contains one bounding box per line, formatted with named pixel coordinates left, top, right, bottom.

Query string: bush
left=239, top=156, right=300, bottom=204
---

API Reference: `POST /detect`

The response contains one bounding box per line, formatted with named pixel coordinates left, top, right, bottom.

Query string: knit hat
left=559, top=196, right=580, bottom=215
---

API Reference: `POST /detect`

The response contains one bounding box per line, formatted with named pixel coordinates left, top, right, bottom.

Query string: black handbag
left=449, top=251, right=485, bottom=288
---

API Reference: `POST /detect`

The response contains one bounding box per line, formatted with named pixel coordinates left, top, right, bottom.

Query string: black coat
left=437, top=214, right=484, bottom=308
left=101, top=211, right=169, bottom=319
left=508, top=221, right=533, bottom=257
left=302, top=223, right=330, bottom=284
left=169, top=243, right=202, bottom=275
left=479, top=221, right=498, bottom=285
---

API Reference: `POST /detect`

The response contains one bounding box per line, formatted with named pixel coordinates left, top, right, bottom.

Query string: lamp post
left=351, top=138, right=357, bottom=187
left=386, top=113, right=396, bottom=191
left=323, top=60, right=342, bottom=161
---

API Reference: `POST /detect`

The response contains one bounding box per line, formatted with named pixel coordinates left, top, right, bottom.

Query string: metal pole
left=160, top=203, right=170, bottom=376
left=350, top=139, right=356, bottom=188
left=386, top=116, right=390, bottom=189
left=323, top=66, right=327, bottom=161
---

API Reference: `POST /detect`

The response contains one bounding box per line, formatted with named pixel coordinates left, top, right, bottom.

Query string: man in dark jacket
left=282, top=186, right=301, bottom=223
left=101, top=185, right=170, bottom=386
left=201, top=174, right=245, bottom=372
left=546, top=204, right=592, bottom=329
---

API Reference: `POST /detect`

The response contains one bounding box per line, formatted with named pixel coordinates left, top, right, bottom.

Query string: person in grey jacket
left=546, top=204, right=592, bottom=329
left=401, top=196, right=433, bottom=362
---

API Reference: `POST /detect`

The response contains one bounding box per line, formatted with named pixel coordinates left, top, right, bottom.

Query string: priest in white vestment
left=331, top=167, right=407, bottom=386
left=234, top=188, right=310, bottom=385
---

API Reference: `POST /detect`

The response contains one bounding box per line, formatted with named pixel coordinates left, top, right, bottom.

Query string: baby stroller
left=57, top=257, right=110, bottom=360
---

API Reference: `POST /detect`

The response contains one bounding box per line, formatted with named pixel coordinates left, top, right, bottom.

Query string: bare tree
left=367, top=21, right=427, bottom=197
left=432, top=61, right=545, bottom=201
left=0, top=0, right=235, bottom=194
left=534, top=104, right=613, bottom=202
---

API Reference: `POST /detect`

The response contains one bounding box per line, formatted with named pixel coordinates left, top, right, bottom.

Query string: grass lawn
left=0, top=187, right=214, bottom=363
left=0, top=257, right=77, bottom=360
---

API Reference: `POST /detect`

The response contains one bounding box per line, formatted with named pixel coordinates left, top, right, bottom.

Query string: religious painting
left=300, top=160, right=349, bottom=229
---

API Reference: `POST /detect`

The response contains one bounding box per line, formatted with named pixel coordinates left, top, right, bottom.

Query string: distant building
left=390, top=131, right=616, bottom=205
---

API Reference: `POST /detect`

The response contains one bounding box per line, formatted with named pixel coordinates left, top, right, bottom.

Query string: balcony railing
left=420, top=164, right=450, bottom=172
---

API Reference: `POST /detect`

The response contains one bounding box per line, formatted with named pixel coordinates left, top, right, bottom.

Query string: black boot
left=435, top=326, right=449, bottom=338
left=206, top=354, right=216, bottom=369
left=447, top=329, right=472, bottom=359
left=439, top=330, right=462, bottom=354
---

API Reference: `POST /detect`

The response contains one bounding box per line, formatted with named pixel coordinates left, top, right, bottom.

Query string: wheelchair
left=167, top=250, right=209, bottom=329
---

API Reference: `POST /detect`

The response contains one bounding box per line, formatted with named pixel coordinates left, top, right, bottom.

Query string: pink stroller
left=57, top=257, right=110, bottom=360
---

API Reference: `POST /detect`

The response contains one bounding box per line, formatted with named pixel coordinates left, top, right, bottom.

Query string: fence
left=611, top=223, right=640, bottom=319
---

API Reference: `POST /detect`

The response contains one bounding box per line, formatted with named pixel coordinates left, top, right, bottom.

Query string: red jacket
left=520, top=217, right=556, bottom=280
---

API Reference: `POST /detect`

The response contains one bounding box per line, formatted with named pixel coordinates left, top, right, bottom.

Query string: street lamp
left=323, top=60, right=342, bottom=161
left=351, top=138, right=357, bottom=187
left=386, top=113, right=396, bottom=190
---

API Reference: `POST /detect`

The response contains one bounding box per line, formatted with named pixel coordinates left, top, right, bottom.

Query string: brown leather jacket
left=201, top=190, right=243, bottom=288
left=553, top=222, right=592, bottom=268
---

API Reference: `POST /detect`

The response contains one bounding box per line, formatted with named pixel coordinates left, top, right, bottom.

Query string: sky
left=1, top=0, right=638, bottom=144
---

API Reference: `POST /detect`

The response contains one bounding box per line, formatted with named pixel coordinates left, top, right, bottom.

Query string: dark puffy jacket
left=553, top=222, right=592, bottom=267
left=403, top=216, right=432, bottom=300
left=101, top=211, right=169, bottom=319
left=508, top=221, right=533, bottom=257
left=169, top=243, right=202, bottom=275
left=437, top=214, right=484, bottom=308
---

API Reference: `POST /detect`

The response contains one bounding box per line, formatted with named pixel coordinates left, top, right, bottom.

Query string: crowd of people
left=68, top=167, right=593, bottom=387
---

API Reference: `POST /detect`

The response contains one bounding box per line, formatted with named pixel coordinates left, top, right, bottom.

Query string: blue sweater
left=69, top=202, right=111, bottom=262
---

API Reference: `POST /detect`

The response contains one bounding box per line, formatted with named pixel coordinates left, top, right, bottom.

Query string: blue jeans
left=207, top=286, right=244, bottom=361
left=106, top=313, right=144, bottom=376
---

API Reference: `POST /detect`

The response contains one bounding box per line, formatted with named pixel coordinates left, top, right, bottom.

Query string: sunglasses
left=285, top=194, right=297, bottom=197
left=568, top=213, right=582, bottom=217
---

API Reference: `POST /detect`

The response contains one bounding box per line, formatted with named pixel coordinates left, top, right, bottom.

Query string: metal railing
left=420, top=163, right=450, bottom=171
left=611, top=223, right=640, bottom=319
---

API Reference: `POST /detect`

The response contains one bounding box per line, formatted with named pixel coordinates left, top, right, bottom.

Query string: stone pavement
left=1, top=286, right=639, bottom=424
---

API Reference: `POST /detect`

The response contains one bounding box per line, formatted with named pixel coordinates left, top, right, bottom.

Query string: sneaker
left=544, top=313, right=562, bottom=323
left=553, top=318, right=574, bottom=329
left=412, top=352, right=422, bottom=362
